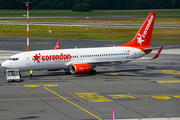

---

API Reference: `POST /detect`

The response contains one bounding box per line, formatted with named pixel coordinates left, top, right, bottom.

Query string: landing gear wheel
left=89, top=70, right=96, bottom=75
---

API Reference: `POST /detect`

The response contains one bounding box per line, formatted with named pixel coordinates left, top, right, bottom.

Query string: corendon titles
left=33, top=53, right=71, bottom=63
left=142, top=15, right=154, bottom=38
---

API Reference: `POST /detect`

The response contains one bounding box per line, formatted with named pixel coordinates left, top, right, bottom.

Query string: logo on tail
left=137, top=34, right=144, bottom=45
left=137, top=14, right=154, bottom=46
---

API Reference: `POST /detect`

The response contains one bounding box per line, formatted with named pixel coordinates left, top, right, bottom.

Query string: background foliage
left=72, top=3, right=91, bottom=11
left=0, top=0, right=179, bottom=10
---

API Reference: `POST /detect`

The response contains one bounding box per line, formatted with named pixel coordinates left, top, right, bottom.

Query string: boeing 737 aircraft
left=1, top=13, right=164, bottom=75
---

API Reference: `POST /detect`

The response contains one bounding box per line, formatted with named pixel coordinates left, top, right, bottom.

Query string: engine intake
left=70, top=64, right=91, bottom=74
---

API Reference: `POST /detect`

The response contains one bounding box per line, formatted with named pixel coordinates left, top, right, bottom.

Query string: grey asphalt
left=0, top=37, right=180, bottom=120
left=0, top=37, right=180, bottom=51
left=0, top=21, right=180, bottom=28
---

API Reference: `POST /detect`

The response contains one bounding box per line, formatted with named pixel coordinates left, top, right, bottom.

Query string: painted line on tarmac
left=104, top=117, right=180, bottom=120
left=154, top=70, right=180, bottom=75
left=24, top=84, right=59, bottom=87
left=0, top=97, right=62, bottom=101
left=44, top=87, right=102, bottom=120
left=36, top=42, right=52, bottom=44
left=173, top=95, right=180, bottom=99
left=70, top=91, right=148, bottom=102
left=126, top=91, right=148, bottom=101
left=43, top=84, right=58, bottom=87
left=69, top=93, right=87, bottom=103
left=156, top=80, right=180, bottom=83
left=24, top=85, right=39, bottom=87
left=104, top=73, right=119, bottom=76
left=55, top=81, right=151, bottom=85
left=152, top=96, right=171, bottom=99
left=71, top=92, right=113, bottom=102
left=141, top=94, right=180, bottom=100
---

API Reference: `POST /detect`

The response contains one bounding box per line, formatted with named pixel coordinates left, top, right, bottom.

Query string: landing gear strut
left=89, top=70, right=96, bottom=75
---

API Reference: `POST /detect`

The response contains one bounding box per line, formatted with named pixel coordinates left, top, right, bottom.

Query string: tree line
left=0, top=0, right=179, bottom=10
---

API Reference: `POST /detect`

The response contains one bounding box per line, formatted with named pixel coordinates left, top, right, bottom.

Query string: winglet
left=151, top=46, right=163, bottom=59
left=55, top=40, right=60, bottom=50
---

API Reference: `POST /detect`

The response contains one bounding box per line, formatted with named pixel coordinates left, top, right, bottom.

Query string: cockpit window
left=9, top=58, right=19, bottom=61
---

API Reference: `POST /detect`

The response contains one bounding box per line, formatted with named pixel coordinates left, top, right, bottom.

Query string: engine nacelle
left=70, top=64, right=91, bottom=74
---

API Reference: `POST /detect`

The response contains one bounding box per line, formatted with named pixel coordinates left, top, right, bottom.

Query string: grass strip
left=0, top=24, right=179, bottom=43
left=0, top=9, right=180, bottom=17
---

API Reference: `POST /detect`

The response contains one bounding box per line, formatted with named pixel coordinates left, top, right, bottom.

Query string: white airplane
left=1, top=13, right=164, bottom=75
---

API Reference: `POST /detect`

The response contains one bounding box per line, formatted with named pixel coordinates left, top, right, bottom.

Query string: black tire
left=89, top=70, right=96, bottom=75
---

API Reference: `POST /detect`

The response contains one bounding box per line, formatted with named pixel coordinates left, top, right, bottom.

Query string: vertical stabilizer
left=55, top=40, right=60, bottom=50
left=121, top=13, right=156, bottom=47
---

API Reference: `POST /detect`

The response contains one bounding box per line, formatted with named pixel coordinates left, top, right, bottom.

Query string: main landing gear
left=89, top=70, right=96, bottom=75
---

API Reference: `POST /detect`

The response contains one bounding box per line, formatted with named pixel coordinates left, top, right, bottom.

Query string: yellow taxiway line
left=44, top=87, right=102, bottom=120
left=156, top=80, right=180, bottom=83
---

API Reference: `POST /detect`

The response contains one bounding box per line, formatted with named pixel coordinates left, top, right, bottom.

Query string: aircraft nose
left=1, top=61, right=8, bottom=68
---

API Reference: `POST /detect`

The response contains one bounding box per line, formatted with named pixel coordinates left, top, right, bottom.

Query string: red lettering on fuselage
left=33, top=53, right=71, bottom=63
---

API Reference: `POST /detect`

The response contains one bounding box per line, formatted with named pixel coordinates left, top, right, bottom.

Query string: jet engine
left=70, top=64, right=91, bottom=74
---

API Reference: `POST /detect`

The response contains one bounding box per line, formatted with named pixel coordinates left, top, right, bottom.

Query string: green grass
left=1, top=9, right=180, bottom=25
left=0, top=24, right=179, bottom=43
left=0, top=9, right=180, bottom=17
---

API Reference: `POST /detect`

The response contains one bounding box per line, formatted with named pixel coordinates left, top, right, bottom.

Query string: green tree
left=51, top=2, right=64, bottom=9
left=72, top=3, right=91, bottom=11
left=34, top=1, right=51, bottom=9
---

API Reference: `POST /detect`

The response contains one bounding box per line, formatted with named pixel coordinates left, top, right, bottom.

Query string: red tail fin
left=121, top=13, right=156, bottom=47
left=55, top=40, right=60, bottom=50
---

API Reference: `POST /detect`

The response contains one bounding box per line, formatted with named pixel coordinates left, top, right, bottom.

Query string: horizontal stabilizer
left=138, top=46, right=163, bottom=60
left=143, top=45, right=179, bottom=51
left=151, top=46, right=163, bottom=59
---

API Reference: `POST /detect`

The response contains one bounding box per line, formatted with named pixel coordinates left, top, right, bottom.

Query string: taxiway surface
left=0, top=38, right=180, bottom=120
left=0, top=21, right=180, bottom=28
